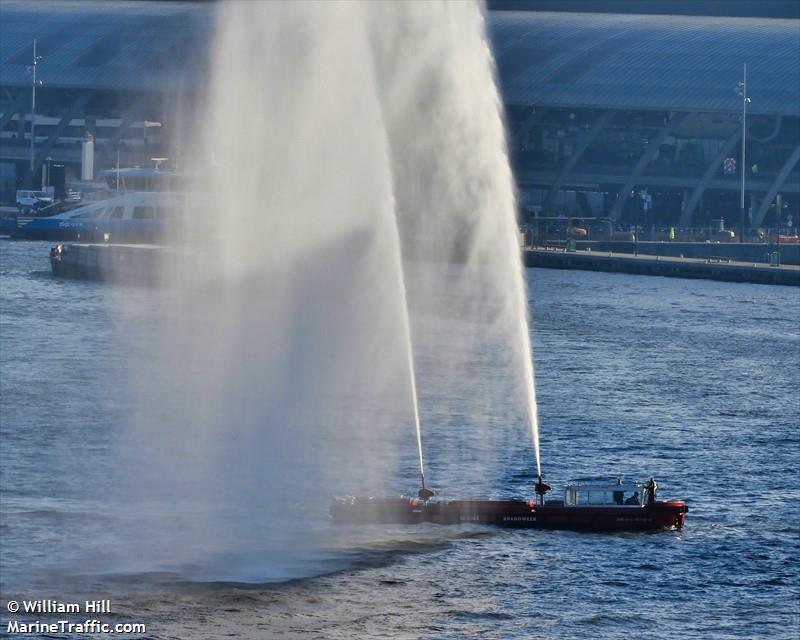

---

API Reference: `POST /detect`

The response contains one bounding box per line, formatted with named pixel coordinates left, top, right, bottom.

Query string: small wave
left=4, top=508, right=92, bottom=522
left=761, top=577, right=786, bottom=586
left=578, top=612, right=626, bottom=625
left=508, top=469, right=536, bottom=480
left=778, top=526, right=800, bottom=535
left=716, top=579, right=747, bottom=587
left=449, top=609, right=515, bottom=621
left=603, top=579, right=630, bottom=587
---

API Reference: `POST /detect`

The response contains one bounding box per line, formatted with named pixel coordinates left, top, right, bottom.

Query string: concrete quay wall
left=525, top=249, right=800, bottom=286
left=570, top=241, right=800, bottom=265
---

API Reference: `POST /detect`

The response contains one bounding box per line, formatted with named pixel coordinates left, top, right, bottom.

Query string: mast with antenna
left=28, top=39, right=44, bottom=180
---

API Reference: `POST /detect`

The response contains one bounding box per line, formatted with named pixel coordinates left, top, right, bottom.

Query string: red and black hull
left=331, top=497, right=688, bottom=532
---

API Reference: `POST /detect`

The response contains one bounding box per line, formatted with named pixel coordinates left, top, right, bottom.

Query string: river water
left=1, top=239, right=798, bottom=639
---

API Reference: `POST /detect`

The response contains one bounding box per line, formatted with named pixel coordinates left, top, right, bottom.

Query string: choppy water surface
left=1, top=240, right=799, bottom=639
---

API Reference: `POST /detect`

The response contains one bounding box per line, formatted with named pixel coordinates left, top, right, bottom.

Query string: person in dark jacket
left=625, top=491, right=640, bottom=505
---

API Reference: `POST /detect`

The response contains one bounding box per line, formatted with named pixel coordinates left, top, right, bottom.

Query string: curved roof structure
left=0, top=1, right=213, bottom=93
left=1, top=2, right=798, bottom=115
left=491, top=12, right=800, bottom=116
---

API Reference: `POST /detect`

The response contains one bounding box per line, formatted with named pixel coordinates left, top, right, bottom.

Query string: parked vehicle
left=4, top=167, right=185, bottom=241
left=15, top=190, right=54, bottom=212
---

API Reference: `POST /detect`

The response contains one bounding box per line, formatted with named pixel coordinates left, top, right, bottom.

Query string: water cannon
left=534, top=474, right=552, bottom=505
left=418, top=473, right=436, bottom=500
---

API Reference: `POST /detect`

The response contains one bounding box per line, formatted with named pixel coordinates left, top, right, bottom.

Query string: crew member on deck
left=625, top=491, right=640, bottom=505
left=646, top=477, right=658, bottom=503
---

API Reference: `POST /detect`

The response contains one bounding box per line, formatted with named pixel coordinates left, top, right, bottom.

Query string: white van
left=16, top=190, right=54, bottom=211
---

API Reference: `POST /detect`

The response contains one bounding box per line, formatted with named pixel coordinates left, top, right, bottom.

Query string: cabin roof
left=565, top=478, right=644, bottom=491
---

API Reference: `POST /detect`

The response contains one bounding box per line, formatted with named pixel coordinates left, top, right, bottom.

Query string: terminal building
left=1, top=2, right=798, bottom=232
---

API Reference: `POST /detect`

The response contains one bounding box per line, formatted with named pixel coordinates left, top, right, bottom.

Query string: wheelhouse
left=563, top=479, right=645, bottom=507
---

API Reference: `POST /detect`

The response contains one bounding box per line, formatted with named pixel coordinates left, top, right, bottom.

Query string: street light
left=142, top=120, right=161, bottom=166
left=27, top=39, right=44, bottom=178
left=736, top=63, right=751, bottom=243
left=44, top=155, right=52, bottom=190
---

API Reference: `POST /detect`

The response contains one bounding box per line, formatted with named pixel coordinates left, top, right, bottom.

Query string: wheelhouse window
left=132, top=206, right=156, bottom=219
left=589, top=491, right=613, bottom=505
left=565, top=485, right=642, bottom=506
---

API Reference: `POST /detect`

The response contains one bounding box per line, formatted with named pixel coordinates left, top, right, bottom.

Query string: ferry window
left=109, top=207, right=124, bottom=219
left=133, top=206, right=156, bottom=219
left=74, top=209, right=102, bottom=219
left=156, top=208, right=173, bottom=220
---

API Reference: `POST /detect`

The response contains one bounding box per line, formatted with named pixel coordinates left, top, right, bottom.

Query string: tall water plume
left=367, top=3, right=542, bottom=479
left=118, top=1, right=414, bottom=580
left=117, top=0, right=539, bottom=580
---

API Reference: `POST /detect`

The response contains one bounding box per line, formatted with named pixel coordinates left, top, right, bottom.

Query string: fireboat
left=331, top=476, right=688, bottom=532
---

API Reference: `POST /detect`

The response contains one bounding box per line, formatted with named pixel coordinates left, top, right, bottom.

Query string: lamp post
left=28, top=39, right=43, bottom=178
left=43, top=155, right=51, bottom=190
left=142, top=120, right=162, bottom=166
left=775, top=193, right=784, bottom=265
left=737, top=63, right=751, bottom=243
